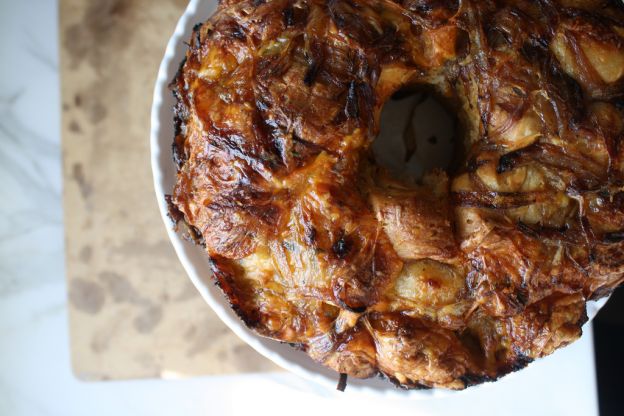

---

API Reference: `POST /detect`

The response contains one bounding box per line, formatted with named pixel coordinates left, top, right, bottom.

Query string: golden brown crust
left=170, top=0, right=624, bottom=389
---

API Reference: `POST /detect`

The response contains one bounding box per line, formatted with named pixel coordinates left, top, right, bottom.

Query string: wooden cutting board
left=61, top=0, right=278, bottom=380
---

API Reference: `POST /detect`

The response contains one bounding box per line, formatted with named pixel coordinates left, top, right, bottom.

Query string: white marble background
left=0, top=1, right=601, bottom=415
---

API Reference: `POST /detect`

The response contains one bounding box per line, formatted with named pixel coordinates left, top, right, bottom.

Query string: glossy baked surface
left=169, top=0, right=624, bottom=389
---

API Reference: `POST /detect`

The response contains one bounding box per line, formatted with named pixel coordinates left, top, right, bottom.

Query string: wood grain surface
left=61, top=0, right=278, bottom=380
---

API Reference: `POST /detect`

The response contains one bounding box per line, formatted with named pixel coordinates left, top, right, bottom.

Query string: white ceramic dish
left=150, top=0, right=608, bottom=398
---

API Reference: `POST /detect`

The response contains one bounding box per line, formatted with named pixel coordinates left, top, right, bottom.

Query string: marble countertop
left=0, top=1, right=600, bottom=415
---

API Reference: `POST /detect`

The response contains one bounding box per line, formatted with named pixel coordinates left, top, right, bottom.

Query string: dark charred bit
left=465, top=156, right=488, bottom=172
left=589, top=285, right=614, bottom=300
left=597, top=188, right=611, bottom=200
left=228, top=22, right=246, bottom=40
left=192, top=22, right=204, bottom=46
left=327, top=0, right=347, bottom=29
left=455, top=27, right=470, bottom=58
left=303, top=58, right=320, bottom=86
left=209, top=256, right=261, bottom=329
left=611, top=0, right=624, bottom=12
left=331, top=281, right=368, bottom=313
left=181, top=223, right=206, bottom=248
left=345, top=81, right=360, bottom=119
left=283, top=6, right=295, bottom=27
left=303, top=223, right=317, bottom=245
left=515, top=288, right=529, bottom=306
left=333, top=80, right=375, bottom=126
left=172, top=98, right=188, bottom=136
left=283, top=3, right=309, bottom=27
left=383, top=373, right=432, bottom=390
left=284, top=341, right=305, bottom=350
left=255, top=96, right=270, bottom=112
left=516, top=221, right=535, bottom=237
left=578, top=306, right=589, bottom=327
left=171, top=84, right=190, bottom=170
left=252, top=0, right=265, bottom=6
left=344, top=304, right=368, bottom=314
left=451, top=190, right=539, bottom=209
left=165, top=194, right=184, bottom=225
left=519, top=42, right=547, bottom=64
left=304, top=39, right=324, bottom=87
left=602, top=231, right=624, bottom=244
left=459, top=373, right=494, bottom=388
left=172, top=134, right=187, bottom=170
left=336, top=373, right=348, bottom=392
left=516, top=221, right=572, bottom=242
left=497, top=151, right=520, bottom=173
left=332, top=236, right=351, bottom=259
left=506, top=352, right=534, bottom=373
left=169, top=56, right=188, bottom=91
left=246, top=202, right=281, bottom=226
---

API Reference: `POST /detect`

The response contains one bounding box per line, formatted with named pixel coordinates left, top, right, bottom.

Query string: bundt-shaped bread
left=169, top=0, right=624, bottom=389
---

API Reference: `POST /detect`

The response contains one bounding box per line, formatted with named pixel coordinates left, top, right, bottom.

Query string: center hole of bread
left=372, top=90, right=456, bottom=182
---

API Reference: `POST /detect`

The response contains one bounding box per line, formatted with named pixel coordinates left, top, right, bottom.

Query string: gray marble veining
left=0, top=0, right=63, bottom=298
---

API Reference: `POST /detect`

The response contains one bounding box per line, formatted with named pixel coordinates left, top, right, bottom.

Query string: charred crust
left=602, top=231, right=624, bottom=244
left=506, top=353, right=534, bottom=374
left=589, top=285, right=614, bottom=300
left=459, top=373, right=495, bottom=388
left=579, top=307, right=589, bottom=327
left=459, top=353, right=534, bottom=388
left=465, top=156, right=488, bottom=172
left=192, top=22, right=204, bottom=46
left=451, top=190, right=539, bottom=209
left=344, top=81, right=360, bottom=120
left=303, top=58, right=320, bottom=86
left=165, top=191, right=203, bottom=247
left=209, top=256, right=261, bottom=329
left=180, top=222, right=206, bottom=248
left=515, top=288, right=529, bottom=306
left=332, top=236, right=351, bottom=259
left=192, top=22, right=204, bottom=33
left=336, top=373, right=348, bottom=392
left=496, top=151, right=520, bottom=174
left=172, top=131, right=187, bottom=170
left=303, top=223, right=317, bottom=245
left=170, top=0, right=624, bottom=391
left=382, top=372, right=433, bottom=390
left=227, top=22, right=246, bottom=40
left=165, top=194, right=184, bottom=225
left=170, top=57, right=190, bottom=170
left=283, top=6, right=295, bottom=27
left=284, top=341, right=305, bottom=350
left=516, top=221, right=574, bottom=244
left=332, top=290, right=368, bottom=313
left=326, top=0, right=347, bottom=30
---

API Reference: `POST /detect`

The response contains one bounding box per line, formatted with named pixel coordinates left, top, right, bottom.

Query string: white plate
left=150, top=0, right=608, bottom=398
